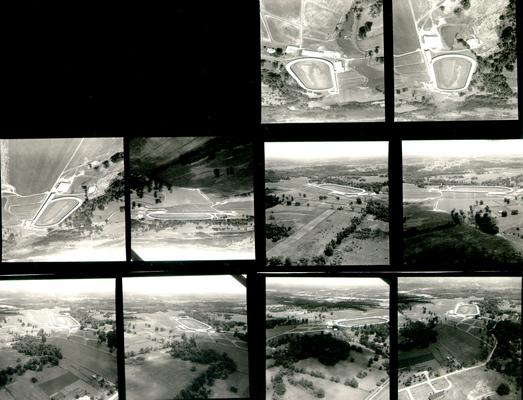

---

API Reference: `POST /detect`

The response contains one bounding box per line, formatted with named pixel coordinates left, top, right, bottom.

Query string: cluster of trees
left=0, top=335, right=64, bottom=387
left=369, top=0, right=383, bottom=17
left=365, top=199, right=389, bottom=221
left=266, top=223, right=292, bottom=242
left=269, top=296, right=378, bottom=313
left=269, top=333, right=351, bottom=367
left=97, top=330, right=117, bottom=352
left=266, top=254, right=328, bottom=267
left=265, top=193, right=281, bottom=209
left=287, top=376, right=325, bottom=398
left=468, top=0, right=516, bottom=99
left=60, top=174, right=124, bottom=235
left=266, top=317, right=302, bottom=329
left=487, top=320, right=522, bottom=387
left=324, top=215, right=364, bottom=257
left=322, top=178, right=386, bottom=194
left=398, top=319, right=438, bottom=351
left=474, top=211, right=499, bottom=234
left=358, top=22, right=374, bottom=39
left=172, top=334, right=238, bottom=399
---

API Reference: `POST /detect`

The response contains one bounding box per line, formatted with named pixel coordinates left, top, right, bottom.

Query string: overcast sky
left=123, top=275, right=246, bottom=295
left=0, top=278, right=115, bottom=294
left=403, top=140, right=523, bottom=158
left=265, top=142, right=388, bottom=161
left=266, top=277, right=388, bottom=289
left=399, top=276, right=521, bottom=287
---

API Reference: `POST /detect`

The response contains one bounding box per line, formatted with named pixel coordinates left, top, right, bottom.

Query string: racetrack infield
left=433, top=56, right=473, bottom=91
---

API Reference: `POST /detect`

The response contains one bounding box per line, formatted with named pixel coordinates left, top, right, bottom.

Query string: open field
left=266, top=175, right=389, bottom=265
left=392, top=0, right=420, bottom=54
left=47, top=337, right=117, bottom=382
left=126, top=352, right=206, bottom=400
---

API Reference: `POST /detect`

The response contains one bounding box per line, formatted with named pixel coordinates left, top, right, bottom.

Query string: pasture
left=125, top=351, right=205, bottom=400
left=447, top=368, right=518, bottom=400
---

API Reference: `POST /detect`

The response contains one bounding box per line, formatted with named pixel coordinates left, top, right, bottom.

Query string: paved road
left=267, top=208, right=336, bottom=257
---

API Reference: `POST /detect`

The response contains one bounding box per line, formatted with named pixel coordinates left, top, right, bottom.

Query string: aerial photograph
left=265, top=141, right=389, bottom=266
left=0, top=278, right=118, bottom=400
left=260, top=0, right=385, bottom=123
left=393, top=0, right=518, bottom=121
left=266, top=277, right=390, bottom=400
left=403, top=139, right=523, bottom=266
left=398, top=276, right=522, bottom=400
left=1, top=138, right=125, bottom=262
left=130, top=137, right=255, bottom=261
left=123, top=275, right=249, bottom=399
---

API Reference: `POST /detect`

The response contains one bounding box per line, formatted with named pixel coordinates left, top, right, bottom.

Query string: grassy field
left=261, top=0, right=301, bottom=20
left=125, top=351, right=205, bottom=400
left=0, top=348, right=30, bottom=370
left=48, top=336, right=117, bottom=382
left=403, top=204, right=523, bottom=265
left=446, top=368, right=520, bottom=400
left=398, top=348, right=435, bottom=369
left=6, top=139, right=82, bottom=196
left=392, top=0, right=420, bottom=54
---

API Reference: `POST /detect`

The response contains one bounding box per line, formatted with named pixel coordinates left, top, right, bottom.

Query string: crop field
left=3, top=139, right=82, bottom=196
left=48, top=336, right=117, bottom=382
left=38, top=371, right=79, bottom=396
left=392, top=0, right=420, bottom=55
left=398, top=349, right=435, bottom=369
left=433, top=56, right=472, bottom=91
left=434, top=325, right=482, bottom=366
left=289, top=60, right=334, bottom=91
left=126, top=351, right=206, bottom=400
